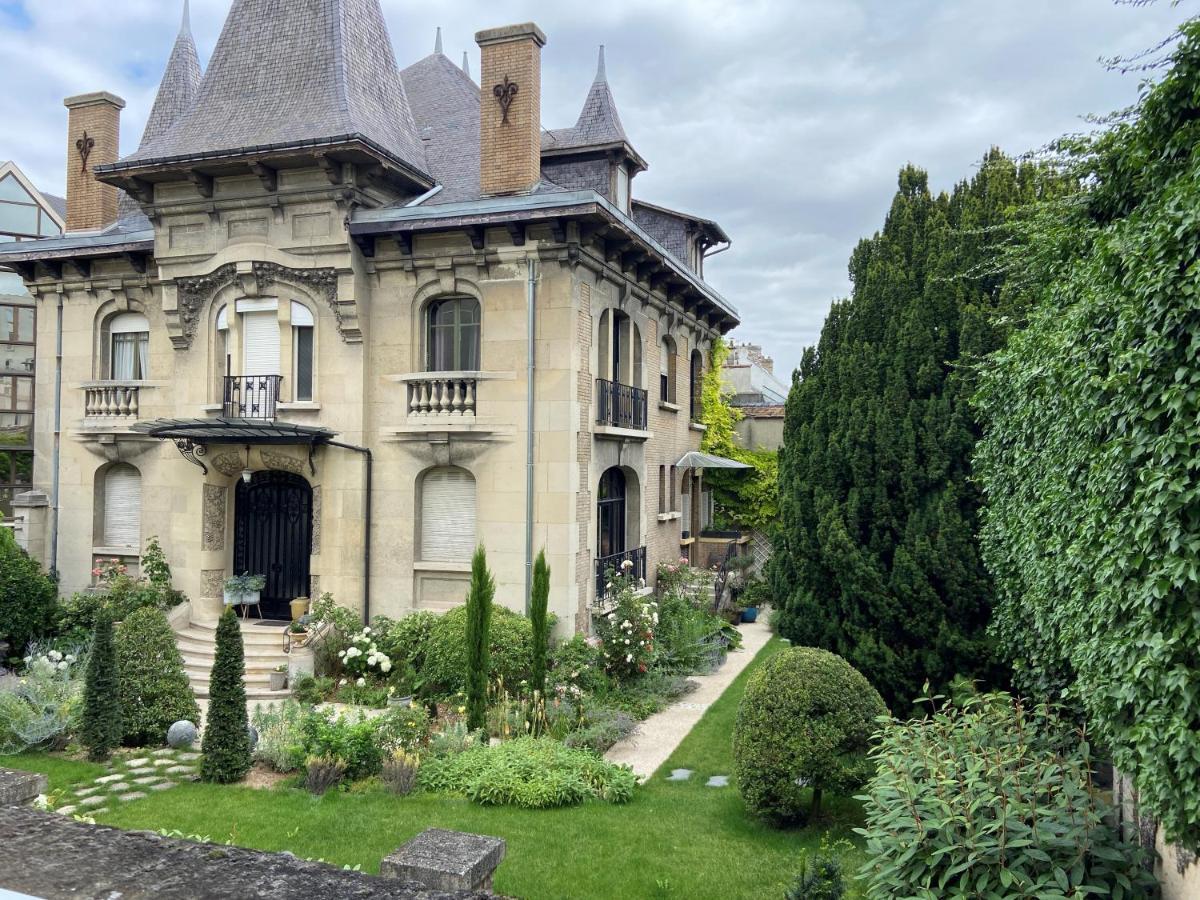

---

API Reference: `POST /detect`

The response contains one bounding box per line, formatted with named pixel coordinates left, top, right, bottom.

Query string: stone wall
left=1114, top=769, right=1200, bottom=899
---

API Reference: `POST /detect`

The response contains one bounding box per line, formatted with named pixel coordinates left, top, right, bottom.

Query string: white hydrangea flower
left=356, top=677, right=366, bottom=687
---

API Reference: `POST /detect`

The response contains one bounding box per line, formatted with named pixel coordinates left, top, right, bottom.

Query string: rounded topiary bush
left=116, top=606, right=200, bottom=746
left=422, top=604, right=533, bottom=695
left=733, top=647, right=886, bottom=824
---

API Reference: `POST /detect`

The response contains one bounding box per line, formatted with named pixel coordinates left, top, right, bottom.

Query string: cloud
left=0, top=0, right=1189, bottom=376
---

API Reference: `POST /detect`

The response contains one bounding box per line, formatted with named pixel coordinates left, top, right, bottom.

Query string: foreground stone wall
left=1114, top=769, right=1200, bottom=899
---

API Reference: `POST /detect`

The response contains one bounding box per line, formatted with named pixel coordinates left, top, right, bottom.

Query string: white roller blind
left=242, top=311, right=280, bottom=376
left=421, top=468, right=476, bottom=562
left=103, top=465, right=141, bottom=549
left=110, top=313, right=149, bottom=334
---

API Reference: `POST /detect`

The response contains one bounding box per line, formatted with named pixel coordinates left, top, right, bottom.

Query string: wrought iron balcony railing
left=595, top=546, right=647, bottom=600
left=223, top=375, right=283, bottom=421
left=83, top=382, right=140, bottom=419
left=596, top=379, right=648, bottom=431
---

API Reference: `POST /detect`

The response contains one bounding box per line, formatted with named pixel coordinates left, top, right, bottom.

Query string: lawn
left=3, top=637, right=865, bottom=900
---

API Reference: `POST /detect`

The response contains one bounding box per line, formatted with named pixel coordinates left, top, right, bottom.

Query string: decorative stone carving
left=253, top=262, right=359, bottom=343
left=210, top=453, right=245, bottom=478
left=202, top=484, right=226, bottom=552
left=259, top=450, right=305, bottom=476
left=309, top=575, right=320, bottom=598
left=172, top=264, right=237, bottom=350
left=311, top=486, right=322, bottom=555
left=201, top=569, right=225, bottom=600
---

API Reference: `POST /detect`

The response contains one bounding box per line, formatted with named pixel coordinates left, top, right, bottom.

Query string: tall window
left=660, top=335, right=677, bottom=404
left=419, top=467, right=476, bottom=562
left=109, top=312, right=149, bottom=381
left=427, top=297, right=480, bottom=371
left=292, top=301, right=314, bottom=402
left=101, top=463, right=141, bottom=550
left=597, top=467, right=627, bottom=559
left=690, top=350, right=704, bottom=422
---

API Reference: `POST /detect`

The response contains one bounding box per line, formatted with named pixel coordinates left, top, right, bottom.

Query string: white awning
left=675, top=451, right=754, bottom=470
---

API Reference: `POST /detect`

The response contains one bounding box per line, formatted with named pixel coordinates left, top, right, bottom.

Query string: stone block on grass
left=380, top=828, right=505, bottom=892
left=0, top=768, right=47, bottom=807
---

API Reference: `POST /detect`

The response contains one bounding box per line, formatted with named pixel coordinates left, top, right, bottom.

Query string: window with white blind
left=241, top=310, right=281, bottom=376
left=419, top=467, right=476, bottom=563
left=102, top=463, right=141, bottom=549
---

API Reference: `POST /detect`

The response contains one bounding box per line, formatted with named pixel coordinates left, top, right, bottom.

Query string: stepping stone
left=56, top=805, right=77, bottom=816
left=151, top=749, right=175, bottom=757
left=95, top=774, right=124, bottom=784
left=666, top=769, right=693, bottom=782
left=105, top=782, right=132, bottom=794
left=126, top=767, right=156, bottom=776
left=132, top=776, right=163, bottom=786
left=79, top=796, right=107, bottom=808
left=74, top=786, right=100, bottom=797
left=706, top=776, right=730, bottom=788
left=178, top=753, right=200, bottom=761
left=165, top=765, right=194, bottom=775
left=125, top=758, right=150, bottom=768
left=149, top=781, right=177, bottom=792
left=152, top=759, right=175, bottom=767
left=118, top=791, right=148, bottom=803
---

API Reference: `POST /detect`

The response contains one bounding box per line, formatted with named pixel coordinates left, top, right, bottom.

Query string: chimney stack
left=476, top=23, right=546, bottom=197
left=63, top=92, right=125, bottom=232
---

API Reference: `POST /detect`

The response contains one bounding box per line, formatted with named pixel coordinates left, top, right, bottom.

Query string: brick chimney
left=476, top=23, right=546, bottom=196
left=63, top=92, right=125, bottom=232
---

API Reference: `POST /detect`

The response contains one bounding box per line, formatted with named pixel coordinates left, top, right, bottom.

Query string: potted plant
left=224, top=572, right=265, bottom=609
left=287, top=619, right=310, bottom=647
left=289, top=595, right=310, bottom=623
left=388, top=667, right=419, bottom=708
left=269, top=664, right=287, bottom=691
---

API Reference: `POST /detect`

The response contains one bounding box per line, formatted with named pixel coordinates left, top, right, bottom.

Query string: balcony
left=595, top=546, right=647, bottom=600
left=596, top=379, right=648, bottom=432
left=84, top=382, right=141, bottom=419
left=407, top=373, right=478, bottom=418
left=224, top=375, right=283, bottom=421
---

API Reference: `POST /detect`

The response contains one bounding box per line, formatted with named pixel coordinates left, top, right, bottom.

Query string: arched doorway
left=233, top=470, right=313, bottom=620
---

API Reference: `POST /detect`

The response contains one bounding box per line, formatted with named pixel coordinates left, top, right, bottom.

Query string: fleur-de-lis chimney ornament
left=76, top=131, right=95, bottom=174
left=493, top=75, right=519, bottom=125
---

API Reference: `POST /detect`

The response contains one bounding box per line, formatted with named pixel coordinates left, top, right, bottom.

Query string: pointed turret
left=435, top=26, right=443, bottom=55
left=108, top=0, right=432, bottom=189
left=462, top=51, right=471, bottom=78
left=138, top=0, right=202, bottom=149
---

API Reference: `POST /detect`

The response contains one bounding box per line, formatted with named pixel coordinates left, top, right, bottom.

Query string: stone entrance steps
left=175, top=618, right=293, bottom=700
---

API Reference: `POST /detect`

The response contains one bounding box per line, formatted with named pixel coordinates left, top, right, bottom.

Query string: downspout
left=327, top=440, right=372, bottom=624
left=524, top=259, right=537, bottom=613
left=49, top=294, right=63, bottom=578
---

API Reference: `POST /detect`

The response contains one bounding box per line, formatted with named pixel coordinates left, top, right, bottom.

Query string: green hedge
left=116, top=607, right=199, bottom=747
left=0, top=527, right=56, bottom=661
left=422, top=604, right=534, bottom=695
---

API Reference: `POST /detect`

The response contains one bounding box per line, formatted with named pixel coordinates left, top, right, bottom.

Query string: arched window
left=660, top=335, right=678, bottom=404
left=427, top=297, right=480, bottom=372
left=690, top=349, right=704, bottom=422
left=419, top=467, right=476, bottom=562
left=108, top=312, right=149, bottom=381
left=100, top=463, right=141, bottom=550
left=291, top=301, right=315, bottom=402
left=597, top=467, right=627, bottom=559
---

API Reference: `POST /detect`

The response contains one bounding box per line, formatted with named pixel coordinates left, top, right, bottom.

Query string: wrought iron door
left=233, top=471, right=312, bottom=620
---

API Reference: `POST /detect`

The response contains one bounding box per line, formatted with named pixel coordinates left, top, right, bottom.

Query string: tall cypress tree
left=80, top=612, right=122, bottom=762
left=464, top=546, right=494, bottom=732
left=529, top=549, right=550, bottom=697
left=200, top=607, right=251, bottom=783
left=771, top=151, right=1062, bottom=710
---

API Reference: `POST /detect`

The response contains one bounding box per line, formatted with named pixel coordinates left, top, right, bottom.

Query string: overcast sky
left=0, top=0, right=1190, bottom=377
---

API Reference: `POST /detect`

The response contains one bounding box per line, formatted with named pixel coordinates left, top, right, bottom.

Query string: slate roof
left=109, top=0, right=431, bottom=182
left=541, top=46, right=645, bottom=170
left=399, top=45, right=481, bottom=204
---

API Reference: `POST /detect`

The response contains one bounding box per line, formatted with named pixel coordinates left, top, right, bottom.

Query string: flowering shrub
left=336, top=627, right=393, bottom=679
left=594, top=569, right=657, bottom=682
left=0, top=645, right=85, bottom=754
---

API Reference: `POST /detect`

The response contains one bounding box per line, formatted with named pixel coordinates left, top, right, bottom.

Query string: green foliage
left=304, top=755, right=346, bottom=795
left=593, top=571, right=656, bottom=681
left=115, top=607, right=198, bottom=747
left=974, top=19, right=1200, bottom=850
left=419, top=736, right=637, bottom=808
left=786, top=837, right=851, bottom=900
left=560, top=706, right=636, bottom=754
left=382, top=748, right=421, bottom=796
left=200, top=608, right=251, bottom=783
left=374, top=610, right=438, bottom=675
left=140, top=537, right=172, bottom=590
left=654, top=589, right=731, bottom=675
left=0, top=526, right=57, bottom=661
left=547, top=634, right=607, bottom=695
left=250, top=701, right=307, bottom=773
left=297, top=708, right=385, bottom=780
left=80, top=613, right=121, bottom=762
left=290, top=674, right=335, bottom=706
left=530, top=550, right=550, bottom=696
left=464, top=546, right=494, bottom=731
left=856, top=693, right=1159, bottom=899
left=0, top=647, right=84, bottom=754
left=423, top=604, right=534, bottom=697
left=733, top=647, right=885, bottom=824
left=373, top=704, right=431, bottom=753
left=770, top=150, right=1067, bottom=710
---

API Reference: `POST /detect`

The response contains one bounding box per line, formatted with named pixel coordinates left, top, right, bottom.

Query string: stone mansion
left=0, top=1, right=740, bottom=633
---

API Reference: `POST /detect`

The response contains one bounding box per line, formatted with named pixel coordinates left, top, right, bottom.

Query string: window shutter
left=242, top=311, right=280, bottom=376
left=103, top=465, right=141, bottom=549
left=420, top=468, right=476, bottom=562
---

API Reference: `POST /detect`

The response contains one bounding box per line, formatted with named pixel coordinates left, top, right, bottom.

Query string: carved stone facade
left=202, top=484, right=226, bottom=552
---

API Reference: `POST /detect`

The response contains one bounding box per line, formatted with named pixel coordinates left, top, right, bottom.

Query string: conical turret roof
left=542, top=45, right=642, bottom=169
left=139, top=0, right=202, bottom=150
left=115, top=0, right=430, bottom=182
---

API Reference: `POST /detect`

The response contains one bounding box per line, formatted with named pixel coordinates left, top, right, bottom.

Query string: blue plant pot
left=741, top=607, right=759, bottom=624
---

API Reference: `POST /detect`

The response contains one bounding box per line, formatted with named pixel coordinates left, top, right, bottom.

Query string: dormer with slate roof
left=541, top=46, right=647, bottom=213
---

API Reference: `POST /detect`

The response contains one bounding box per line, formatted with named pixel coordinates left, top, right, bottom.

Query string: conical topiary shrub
left=116, top=606, right=199, bottom=746
left=530, top=549, right=550, bottom=697
left=200, top=607, right=251, bottom=783
left=80, top=612, right=122, bottom=761
left=465, top=546, right=494, bottom=733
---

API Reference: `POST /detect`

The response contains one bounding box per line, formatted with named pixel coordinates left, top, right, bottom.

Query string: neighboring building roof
left=541, top=47, right=647, bottom=172
left=105, top=0, right=431, bottom=184
left=0, top=161, right=67, bottom=236
left=632, top=199, right=731, bottom=245
left=399, top=39, right=480, bottom=204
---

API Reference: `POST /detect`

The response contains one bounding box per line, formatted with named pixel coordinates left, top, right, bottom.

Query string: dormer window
left=109, top=313, right=149, bottom=381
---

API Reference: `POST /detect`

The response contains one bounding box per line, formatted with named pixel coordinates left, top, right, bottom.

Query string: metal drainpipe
left=327, top=440, right=372, bottom=624
left=524, top=258, right=538, bottom=614
left=49, top=294, right=63, bottom=577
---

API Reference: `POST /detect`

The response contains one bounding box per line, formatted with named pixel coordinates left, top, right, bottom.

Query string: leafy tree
left=80, top=612, right=121, bottom=761
left=200, top=608, right=251, bottom=783
left=975, top=16, right=1200, bottom=850
left=464, top=546, right=494, bottom=732
left=770, top=151, right=1064, bottom=709
left=116, top=606, right=199, bottom=747
left=529, top=549, right=550, bottom=696
left=0, top=526, right=57, bottom=661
